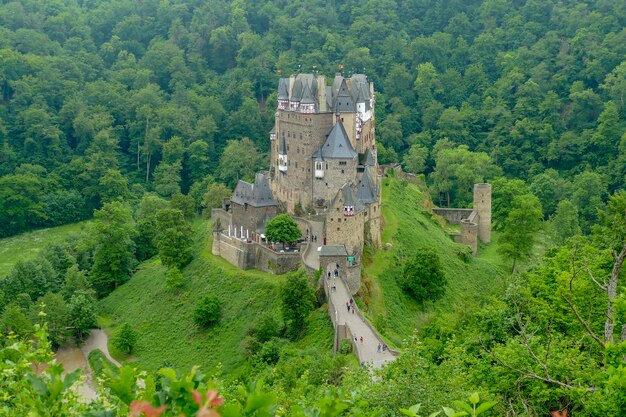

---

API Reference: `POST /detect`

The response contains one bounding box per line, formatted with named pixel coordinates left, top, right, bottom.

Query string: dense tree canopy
left=0, top=0, right=626, bottom=415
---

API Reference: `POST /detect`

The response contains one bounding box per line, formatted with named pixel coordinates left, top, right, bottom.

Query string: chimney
left=289, top=75, right=296, bottom=98
left=318, top=75, right=327, bottom=112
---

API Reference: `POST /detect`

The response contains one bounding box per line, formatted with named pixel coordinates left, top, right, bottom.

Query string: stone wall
left=253, top=243, right=301, bottom=274
left=432, top=208, right=475, bottom=224
left=211, top=208, right=231, bottom=232
left=312, top=157, right=358, bottom=207
left=325, top=211, right=365, bottom=255
left=230, top=203, right=277, bottom=235
left=212, top=233, right=254, bottom=269
left=458, top=211, right=479, bottom=255
left=212, top=233, right=301, bottom=274
left=344, top=264, right=361, bottom=295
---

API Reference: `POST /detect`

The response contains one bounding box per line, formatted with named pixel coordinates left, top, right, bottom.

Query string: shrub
left=400, top=248, right=447, bottom=304
left=165, top=267, right=183, bottom=289
left=255, top=339, right=281, bottom=365
left=194, top=295, right=222, bottom=327
left=112, top=322, right=137, bottom=354
left=339, top=339, right=353, bottom=354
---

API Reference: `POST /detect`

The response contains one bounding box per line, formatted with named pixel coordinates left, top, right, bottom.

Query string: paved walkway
left=324, top=265, right=396, bottom=368
left=300, top=221, right=396, bottom=368
left=303, top=220, right=323, bottom=270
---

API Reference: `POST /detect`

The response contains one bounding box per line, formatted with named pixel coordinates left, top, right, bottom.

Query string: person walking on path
left=377, top=344, right=381, bottom=353
left=360, top=336, right=364, bottom=344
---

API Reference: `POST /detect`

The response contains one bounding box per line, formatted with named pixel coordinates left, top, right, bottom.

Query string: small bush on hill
left=165, top=267, right=183, bottom=289
left=194, top=295, right=222, bottom=327
left=339, top=339, right=352, bottom=354
left=112, top=322, right=137, bottom=354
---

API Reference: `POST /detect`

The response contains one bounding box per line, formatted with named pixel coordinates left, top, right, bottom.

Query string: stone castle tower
left=473, top=183, right=492, bottom=244
left=269, top=73, right=381, bottom=254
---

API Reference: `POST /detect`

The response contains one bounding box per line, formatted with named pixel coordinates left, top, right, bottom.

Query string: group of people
left=345, top=298, right=356, bottom=314
left=308, top=234, right=318, bottom=242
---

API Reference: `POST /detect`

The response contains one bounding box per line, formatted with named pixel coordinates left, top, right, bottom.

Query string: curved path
left=302, top=220, right=323, bottom=270
left=301, top=226, right=397, bottom=369
left=55, top=329, right=120, bottom=400
left=324, top=264, right=396, bottom=368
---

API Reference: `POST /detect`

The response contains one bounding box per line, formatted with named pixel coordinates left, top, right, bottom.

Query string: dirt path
left=55, top=328, right=119, bottom=400
left=80, top=329, right=122, bottom=367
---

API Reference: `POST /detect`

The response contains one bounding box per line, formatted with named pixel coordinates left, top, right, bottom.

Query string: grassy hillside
left=0, top=221, right=90, bottom=277
left=99, top=219, right=333, bottom=376
left=362, top=175, right=507, bottom=347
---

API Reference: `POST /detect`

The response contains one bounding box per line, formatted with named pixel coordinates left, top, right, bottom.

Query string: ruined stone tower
left=473, top=183, right=492, bottom=244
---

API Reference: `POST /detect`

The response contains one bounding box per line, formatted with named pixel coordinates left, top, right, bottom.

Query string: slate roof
left=333, top=183, right=365, bottom=213
left=320, top=245, right=348, bottom=257
left=290, top=74, right=317, bottom=102
left=300, top=82, right=316, bottom=105
left=358, top=149, right=375, bottom=166
left=230, top=172, right=277, bottom=208
left=278, top=78, right=290, bottom=100
left=325, top=74, right=371, bottom=112
left=356, top=169, right=377, bottom=204
left=334, top=78, right=355, bottom=112
left=312, top=121, right=357, bottom=160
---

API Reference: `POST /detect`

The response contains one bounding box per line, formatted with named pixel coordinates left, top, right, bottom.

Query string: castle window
left=337, top=227, right=340, bottom=231
left=339, top=161, right=347, bottom=166
left=341, top=170, right=344, bottom=174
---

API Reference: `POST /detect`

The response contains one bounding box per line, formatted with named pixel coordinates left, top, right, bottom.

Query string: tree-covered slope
left=0, top=220, right=90, bottom=277
left=363, top=174, right=506, bottom=347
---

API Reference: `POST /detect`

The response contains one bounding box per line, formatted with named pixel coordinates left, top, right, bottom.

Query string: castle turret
left=277, top=78, right=289, bottom=110
left=473, top=183, right=492, bottom=243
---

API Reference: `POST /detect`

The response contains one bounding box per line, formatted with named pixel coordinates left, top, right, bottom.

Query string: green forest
left=1, top=0, right=625, bottom=416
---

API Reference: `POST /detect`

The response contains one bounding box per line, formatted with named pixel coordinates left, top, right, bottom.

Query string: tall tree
left=548, top=200, right=581, bottom=246
left=90, top=201, right=137, bottom=297
left=498, top=194, right=543, bottom=273
left=218, top=138, right=262, bottom=188
left=154, top=208, right=193, bottom=269
left=280, top=270, right=315, bottom=339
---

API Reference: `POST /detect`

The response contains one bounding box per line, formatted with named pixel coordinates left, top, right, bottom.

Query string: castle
left=212, top=73, right=381, bottom=272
